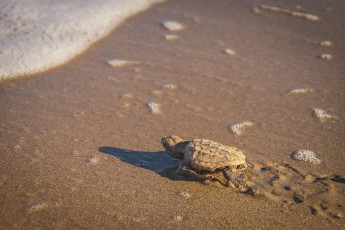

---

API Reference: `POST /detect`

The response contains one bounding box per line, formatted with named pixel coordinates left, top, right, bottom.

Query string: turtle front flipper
left=222, top=168, right=247, bottom=191
left=178, top=162, right=214, bottom=181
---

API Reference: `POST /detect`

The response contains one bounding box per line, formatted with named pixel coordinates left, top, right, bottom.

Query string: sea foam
left=0, top=0, right=164, bottom=80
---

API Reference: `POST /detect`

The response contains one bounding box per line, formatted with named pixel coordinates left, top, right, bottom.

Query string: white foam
left=0, top=0, right=164, bottom=80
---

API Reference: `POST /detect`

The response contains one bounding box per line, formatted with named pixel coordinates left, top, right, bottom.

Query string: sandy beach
left=1, top=0, right=345, bottom=229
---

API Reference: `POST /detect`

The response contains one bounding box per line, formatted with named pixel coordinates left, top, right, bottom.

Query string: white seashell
left=224, top=49, right=236, bottom=56
left=87, top=156, right=98, bottom=164
left=320, top=41, right=333, bottom=47
left=312, top=108, right=334, bottom=120
left=176, top=191, right=191, bottom=199
left=289, top=88, right=313, bottom=94
left=229, top=121, right=253, bottom=135
left=163, top=84, right=177, bottom=90
left=291, top=150, right=321, bottom=164
left=164, top=34, right=179, bottom=40
left=147, top=102, right=161, bottom=114
left=107, top=59, right=136, bottom=67
left=162, top=21, right=184, bottom=31
left=319, top=54, right=333, bottom=60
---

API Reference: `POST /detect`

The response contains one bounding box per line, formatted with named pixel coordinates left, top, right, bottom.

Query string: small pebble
left=147, top=102, right=161, bottom=114
left=224, top=48, right=236, bottom=56
left=176, top=191, right=191, bottom=199
left=172, top=215, right=183, bottom=221
left=320, top=41, right=333, bottom=47
left=289, top=88, right=313, bottom=94
left=312, top=108, right=334, bottom=120
left=164, top=34, right=179, bottom=40
left=162, top=21, right=184, bottom=31
left=107, top=59, right=136, bottom=67
left=87, top=156, right=98, bottom=164
left=319, top=54, right=333, bottom=60
left=229, top=121, right=253, bottom=135
left=163, top=84, right=177, bottom=90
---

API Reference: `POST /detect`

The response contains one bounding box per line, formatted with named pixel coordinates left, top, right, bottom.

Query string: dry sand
left=1, top=0, right=345, bottom=229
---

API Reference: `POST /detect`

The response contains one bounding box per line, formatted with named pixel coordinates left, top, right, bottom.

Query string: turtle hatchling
left=161, top=135, right=248, bottom=190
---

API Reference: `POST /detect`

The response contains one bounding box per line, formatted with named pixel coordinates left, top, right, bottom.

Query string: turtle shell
left=185, top=139, right=246, bottom=171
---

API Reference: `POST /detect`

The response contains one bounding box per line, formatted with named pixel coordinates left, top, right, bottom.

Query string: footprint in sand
left=245, top=162, right=345, bottom=221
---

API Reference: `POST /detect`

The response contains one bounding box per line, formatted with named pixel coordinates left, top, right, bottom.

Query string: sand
left=1, top=0, right=345, bottom=229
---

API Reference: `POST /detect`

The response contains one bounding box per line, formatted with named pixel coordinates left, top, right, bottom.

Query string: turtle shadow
left=98, top=146, right=194, bottom=181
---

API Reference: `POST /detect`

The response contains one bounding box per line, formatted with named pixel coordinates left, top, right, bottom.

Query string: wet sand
left=1, top=0, right=345, bottom=229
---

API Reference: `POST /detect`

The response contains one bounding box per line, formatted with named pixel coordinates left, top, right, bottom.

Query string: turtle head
left=161, top=135, right=184, bottom=159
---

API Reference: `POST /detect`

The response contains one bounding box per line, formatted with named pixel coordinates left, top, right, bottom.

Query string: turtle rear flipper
left=222, top=169, right=247, bottom=191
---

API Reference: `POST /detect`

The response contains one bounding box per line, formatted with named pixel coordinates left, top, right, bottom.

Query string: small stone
left=319, top=54, right=333, bottom=60
left=147, top=102, right=161, bottom=114
left=288, top=88, right=313, bottom=94
left=162, top=21, right=184, bottom=31
left=163, top=84, right=177, bottom=90
left=176, top=191, right=191, bottom=199
left=320, top=41, right=333, bottom=47
left=164, top=34, right=179, bottom=41
left=172, top=215, right=183, bottom=221
left=229, top=121, right=253, bottom=135
left=107, top=59, right=137, bottom=67
left=312, top=108, right=335, bottom=120
left=224, top=48, right=236, bottom=56
left=87, top=156, right=98, bottom=164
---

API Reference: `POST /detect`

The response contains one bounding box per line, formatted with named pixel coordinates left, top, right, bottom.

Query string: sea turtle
left=161, top=135, right=248, bottom=190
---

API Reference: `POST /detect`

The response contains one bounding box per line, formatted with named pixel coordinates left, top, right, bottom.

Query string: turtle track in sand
left=245, top=162, right=345, bottom=222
